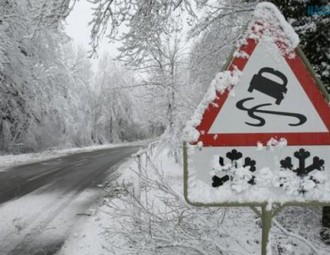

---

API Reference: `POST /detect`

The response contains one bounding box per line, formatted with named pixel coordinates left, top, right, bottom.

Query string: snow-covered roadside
left=0, top=183, right=102, bottom=255
left=0, top=140, right=146, bottom=172
left=57, top=148, right=330, bottom=255
left=55, top=158, right=136, bottom=255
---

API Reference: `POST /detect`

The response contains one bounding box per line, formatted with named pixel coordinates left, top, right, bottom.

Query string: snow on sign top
left=183, top=2, right=330, bottom=205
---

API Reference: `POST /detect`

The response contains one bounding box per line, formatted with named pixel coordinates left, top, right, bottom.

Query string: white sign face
left=187, top=145, right=330, bottom=204
left=184, top=37, right=330, bottom=205
left=209, top=41, right=327, bottom=134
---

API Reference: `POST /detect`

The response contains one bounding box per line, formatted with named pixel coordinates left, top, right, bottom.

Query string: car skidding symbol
left=236, top=97, right=307, bottom=127
left=248, top=67, right=287, bottom=105
left=236, top=67, right=307, bottom=127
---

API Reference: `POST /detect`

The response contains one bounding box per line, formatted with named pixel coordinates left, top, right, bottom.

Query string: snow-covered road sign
left=183, top=3, right=330, bottom=206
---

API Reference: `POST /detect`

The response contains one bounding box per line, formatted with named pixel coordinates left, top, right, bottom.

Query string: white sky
left=64, top=0, right=120, bottom=61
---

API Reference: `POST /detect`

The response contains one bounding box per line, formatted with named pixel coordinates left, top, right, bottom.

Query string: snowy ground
left=55, top=159, right=134, bottom=255
left=0, top=141, right=146, bottom=172
left=57, top=147, right=330, bottom=255
left=0, top=183, right=101, bottom=255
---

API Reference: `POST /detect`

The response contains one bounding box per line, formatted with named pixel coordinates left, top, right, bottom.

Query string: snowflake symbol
left=280, top=148, right=325, bottom=194
left=212, top=149, right=256, bottom=188
left=280, top=148, right=324, bottom=177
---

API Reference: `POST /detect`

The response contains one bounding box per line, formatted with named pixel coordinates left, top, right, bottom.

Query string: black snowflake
left=280, top=148, right=324, bottom=177
left=280, top=148, right=325, bottom=193
left=212, top=149, right=256, bottom=188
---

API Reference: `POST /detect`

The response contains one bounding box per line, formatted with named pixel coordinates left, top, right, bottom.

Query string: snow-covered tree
left=92, top=53, right=143, bottom=143
left=60, top=43, right=95, bottom=146
left=88, top=0, right=256, bottom=140
left=0, top=0, right=72, bottom=151
left=0, top=0, right=93, bottom=152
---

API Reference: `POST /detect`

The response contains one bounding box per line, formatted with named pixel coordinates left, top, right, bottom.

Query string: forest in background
left=0, top=0, right=329, bottom=156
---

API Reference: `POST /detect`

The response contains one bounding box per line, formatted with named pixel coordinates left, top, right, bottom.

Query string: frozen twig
left=273, top=219, right=321, bottom=255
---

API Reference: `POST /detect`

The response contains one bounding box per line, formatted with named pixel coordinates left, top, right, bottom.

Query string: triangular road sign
left=184, top=2, right=330, bottom=206
left=196, top=35, right=330, bottom=147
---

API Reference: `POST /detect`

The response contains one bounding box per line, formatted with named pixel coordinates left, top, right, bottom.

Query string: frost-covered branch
left=273, top=219, right=321, bottom=255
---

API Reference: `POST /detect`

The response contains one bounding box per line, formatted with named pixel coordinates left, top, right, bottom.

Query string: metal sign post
left=261, top=206, right=271, bottom=255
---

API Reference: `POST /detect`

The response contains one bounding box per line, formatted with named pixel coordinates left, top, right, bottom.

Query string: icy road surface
left=0, top=145, right=141, bottom=255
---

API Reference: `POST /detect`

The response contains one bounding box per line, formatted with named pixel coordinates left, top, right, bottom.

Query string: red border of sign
left=196, top=38, right=330, bottom=147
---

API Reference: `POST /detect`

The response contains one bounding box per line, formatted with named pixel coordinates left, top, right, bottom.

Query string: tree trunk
left=109, top=115, right=113, bottom=143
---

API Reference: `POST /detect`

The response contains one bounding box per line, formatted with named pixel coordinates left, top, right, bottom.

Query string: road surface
left=0, top=144, right=142, bottom=255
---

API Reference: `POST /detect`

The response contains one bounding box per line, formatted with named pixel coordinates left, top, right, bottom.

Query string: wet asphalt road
left=0, top=144, right=142, bottom=255
left=0, top=145, right=141, bottom=205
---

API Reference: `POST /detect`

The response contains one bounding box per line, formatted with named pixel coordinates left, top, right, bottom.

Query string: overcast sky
left=64, top=0, right=119, bottom=61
